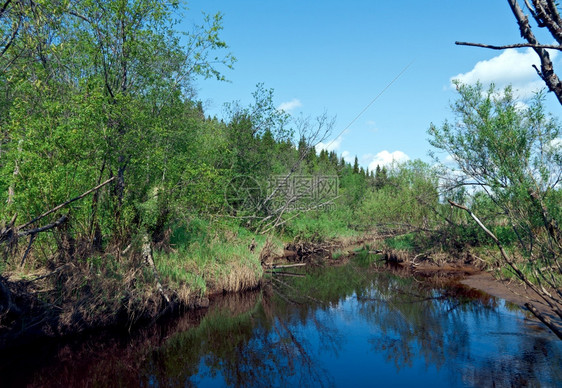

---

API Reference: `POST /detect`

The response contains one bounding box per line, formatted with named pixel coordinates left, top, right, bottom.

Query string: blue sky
left=181, top=1, right=562, bottom=170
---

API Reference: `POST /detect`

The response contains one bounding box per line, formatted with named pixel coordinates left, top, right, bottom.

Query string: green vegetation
left=430, top=82, right=562, bottom=338
left=0, top=1, right=561, bottom=341
left=0, top=1, right=427, bottom=338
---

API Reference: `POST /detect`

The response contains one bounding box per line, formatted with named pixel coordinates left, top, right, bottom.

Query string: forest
left=1, top=0, right=561, bottom=344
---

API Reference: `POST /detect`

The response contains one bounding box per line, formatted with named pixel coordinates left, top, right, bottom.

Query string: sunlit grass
left=281, top=208, right=359, bottom=242
left=154, top=218, right=284, bottom=299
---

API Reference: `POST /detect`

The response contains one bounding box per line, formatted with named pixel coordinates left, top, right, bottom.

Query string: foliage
left=358, top=160, right=440, bottom=232
left=430, top=82, right=562, bottom=335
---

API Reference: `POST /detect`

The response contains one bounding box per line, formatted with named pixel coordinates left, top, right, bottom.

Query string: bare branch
left=507, top=0, right=562, bottom=104
left=20, top=234, right=35, bottom=267
left=0, top=15, right=21, bottom=58
left=0, top=0, right=12, bottom=18
left=18, top=177, right=115, bottom=230
left=531, top=0, right=562, bottom=44
left=448, top=199, right=562, bottom=322
left=18, top=215, right=68, bottom=237
left=546, top=0, right=562, bottom=27
left=525, top=302, right=562, bottom=340
left=455, top=41, right=562, bottom=50
left=67, top=9, right=92, bottom=24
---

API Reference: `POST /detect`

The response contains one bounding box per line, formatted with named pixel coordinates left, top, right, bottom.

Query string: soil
left=461, top=271, right=562, bottom=331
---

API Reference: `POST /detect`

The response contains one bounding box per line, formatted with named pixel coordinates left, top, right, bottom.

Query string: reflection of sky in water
left=5, top=269, right=561, bottom=387
left=194, top=286, right=562, bottom=388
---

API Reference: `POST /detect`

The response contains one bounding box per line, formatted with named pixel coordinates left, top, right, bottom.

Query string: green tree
left=0, top=0, right=235, bottom=247
left=429, top=82, right=562, bottom=339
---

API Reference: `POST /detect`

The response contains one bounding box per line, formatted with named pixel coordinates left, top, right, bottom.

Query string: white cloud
left=341, top=150, right=354, bottom=163
left=451, top=48, right=558, bottom=99
left=366, top=150, right=410, bottom=171
left=315, top=136, right=343, bottom=153
left=444, top=154, right=456, bottom=165
left=277, top=98, right=302, bottom=112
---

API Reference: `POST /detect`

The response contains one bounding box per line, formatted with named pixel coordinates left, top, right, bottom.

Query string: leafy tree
left=430, top=82, right=562, bottom=338
left=0, top=1, right=235, bottom=247
left=374, top=165, right=389, bottom=190
left=359, top=161, right=440, bottom=233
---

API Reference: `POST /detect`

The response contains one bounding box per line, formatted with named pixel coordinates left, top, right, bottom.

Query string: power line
left=324, top=60, right=414, bottom=150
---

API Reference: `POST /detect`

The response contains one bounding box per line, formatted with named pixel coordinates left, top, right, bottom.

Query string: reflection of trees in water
left=8, top=261, right=562, bottom=387
left=356, top=270, right=562, bottom=387
left=359, top=272, right=477, bottom=370
left=141, top=281, right=338, bottom=387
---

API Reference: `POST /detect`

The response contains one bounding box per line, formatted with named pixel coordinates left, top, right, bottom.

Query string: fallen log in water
left=270, top=263, right=307, bottom=269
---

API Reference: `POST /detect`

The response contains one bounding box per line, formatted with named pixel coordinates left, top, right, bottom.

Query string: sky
left=180, top=1, right=562, bottom=171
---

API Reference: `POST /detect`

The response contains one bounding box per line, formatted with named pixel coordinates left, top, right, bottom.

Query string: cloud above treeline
left=366, top=150, right=410, bottom=171
left=337, top=150, right=410, bottom=170
left=451, top=48, right=559, bottom=99
left=315, top=136, right=343, bottom=153
left=277, top=98, right=302, bottom=112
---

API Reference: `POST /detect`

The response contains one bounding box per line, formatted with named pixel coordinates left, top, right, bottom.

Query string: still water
left=2, top=260, right=561, bottom=387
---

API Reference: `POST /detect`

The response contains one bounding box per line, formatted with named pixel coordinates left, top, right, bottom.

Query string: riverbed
left=2, top=258, right=561, bottom=387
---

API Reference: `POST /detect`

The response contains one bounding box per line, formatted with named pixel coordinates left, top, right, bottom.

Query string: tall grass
left=154, top=218, right=283, bottom=301
left=281, top=207, right=358, bottom=242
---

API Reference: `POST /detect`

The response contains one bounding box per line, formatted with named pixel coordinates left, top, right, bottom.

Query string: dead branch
left=0, top=213, right=17, bottom=244
left=18, top=215, right=68, bottom=237
left=456, top=1, right=562, bottom=105
left=142, top=235, right=170, bottom=305
left=449, top=199, right=562, bottom=323
left=456, top=41, right=562, bottom=50
left=19, top=234, right=35, bottom=267
left=270, top=263, right=307, bottom=269
left=18, top=176, right=115, bottom=230
left=268, top=271, right=306, bottom=278
left=260, top=196, right=341, bottom=235
left=26, top=263, right=73, bottom=283
left=525, top=302, right=562, bottom=340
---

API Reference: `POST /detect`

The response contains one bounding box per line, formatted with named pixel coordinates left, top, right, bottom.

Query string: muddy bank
left=461, top=271, right=562, bottom=331
left=2, top=233, right=559, bottom=351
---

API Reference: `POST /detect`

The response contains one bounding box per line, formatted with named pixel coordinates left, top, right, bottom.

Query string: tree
left=456, top=0, right=562, bottom=104
left=0, top=1, right=236, bottom=248
left=352, top=156, right=359, bottom=174
left=430, top=82, right=562, bottom=339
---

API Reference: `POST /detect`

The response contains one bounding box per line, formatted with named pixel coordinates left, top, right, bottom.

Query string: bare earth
left=461, top=271, right=562, bottom=332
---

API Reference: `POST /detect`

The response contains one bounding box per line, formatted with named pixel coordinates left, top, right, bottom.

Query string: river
left=2, top=256, right=561, bottom=387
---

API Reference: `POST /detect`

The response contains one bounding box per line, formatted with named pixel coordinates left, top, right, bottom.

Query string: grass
left=281, top=208, right=359, bottom=242
left=154, top=218, right=284, bottom=301
left=0, top=207, right=362, bottom=341
left=384, top=233, right=417, bottom=251
left=331, top=249, right=345, bottom=260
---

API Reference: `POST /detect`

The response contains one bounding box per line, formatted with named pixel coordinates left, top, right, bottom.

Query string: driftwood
left=268, top=271, right=306, bottom=278
left=270, top=263, right=307, bottom=269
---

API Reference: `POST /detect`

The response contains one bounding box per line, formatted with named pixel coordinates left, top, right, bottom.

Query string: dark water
left=2, top=260, right=561, bottom=387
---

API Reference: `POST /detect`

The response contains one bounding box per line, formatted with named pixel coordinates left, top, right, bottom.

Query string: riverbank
left=3, top=253, right=561, bottom=388
left=0, top=222, right=364, bottom=350
left=2, top=225, right=560, bottom=350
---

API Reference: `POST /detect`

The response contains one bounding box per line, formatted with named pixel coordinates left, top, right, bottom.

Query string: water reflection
left=2, top=259, right=561, bottom=387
